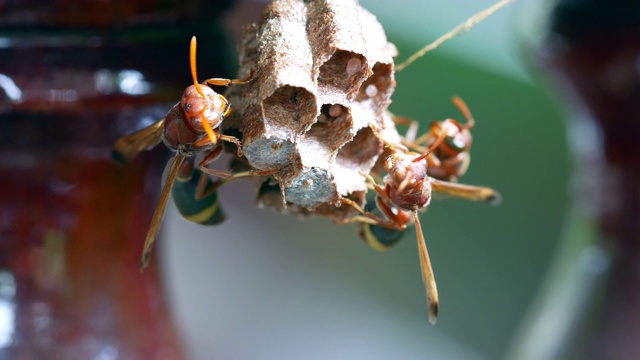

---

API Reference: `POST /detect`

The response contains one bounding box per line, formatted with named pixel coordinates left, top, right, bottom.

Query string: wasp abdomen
left=172, top=165, right=225, bottom=226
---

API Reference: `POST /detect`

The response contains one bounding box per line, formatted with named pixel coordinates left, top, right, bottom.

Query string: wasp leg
left=227, top=168, right=278, bottom=179
left=391, top=113, right=449, bottom=156
left=191, top=130, right=243, bottom=157
left=356, top=170, right=412, bottom=226
left=194, top=169, right=226, bottom=200
left=339, top=207, right=407, bottom=251
left=219, top=134, right=244, bottom=157
left=367, top=123, right=411, bottom=154
left=392, top=115, right=421, bottom=145
left=202, top=69, right=255, bottom=87
left=339, top=198, right=406, bottom=231
left=339, top=198, right=391, bottom=226
left=192, top=128, right=243, bottom=157
left=197, top=146, right=277, bottom=181
left=392, top=114, right=447, bottom=173
left=338, top=198, right=367, bottom=217
left=196, top=146, right=229, bottom=178
left=355, top=171, right=415, bottom=228
left=339, top=214, right=382, bottom=226
left=358, top=198, right=408, bottom=251
left=357, top=170, right=390, bottom=202
left=406, top=97, right=473, bottom=154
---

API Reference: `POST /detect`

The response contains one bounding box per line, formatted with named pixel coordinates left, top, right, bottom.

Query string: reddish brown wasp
left=394, top=96, right=474, bottom=182
left=342, top=124, right=499, bottom=324
left=113, top=36, right=265, bottom=269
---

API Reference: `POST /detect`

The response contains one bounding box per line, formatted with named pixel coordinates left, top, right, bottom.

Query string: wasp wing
left=112, top=119, right=165, bottom=164
left=430, top=178, right=501, bottom=205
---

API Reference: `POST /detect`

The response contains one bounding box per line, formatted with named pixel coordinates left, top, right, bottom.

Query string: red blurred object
left=0, top=131, right=182, bottom=359
left=0, top=1, right=235, bottom=358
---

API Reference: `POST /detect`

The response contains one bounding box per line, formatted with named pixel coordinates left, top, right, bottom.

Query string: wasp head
left=180, top=84, right=229, bottom=134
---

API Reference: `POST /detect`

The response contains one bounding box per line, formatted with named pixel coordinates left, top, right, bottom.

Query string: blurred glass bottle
left=510, top=1, right=640, bottom=359
left=0, top=1, right=233, bottom=358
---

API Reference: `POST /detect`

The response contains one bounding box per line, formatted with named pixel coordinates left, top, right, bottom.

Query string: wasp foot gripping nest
left=223, top=0, right=401, bottom=220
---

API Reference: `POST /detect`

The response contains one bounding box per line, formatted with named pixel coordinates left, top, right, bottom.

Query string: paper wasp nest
left=224, top=0, right=399, bottom=217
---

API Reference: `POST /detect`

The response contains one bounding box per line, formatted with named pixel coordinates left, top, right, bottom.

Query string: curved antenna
left=413, top=123, right=450, bottom=163
left=451, top=96, right=475, bottom=129
left=190, top=36, right=206, bottom=98
left=190, top=36, right=217, bottom=145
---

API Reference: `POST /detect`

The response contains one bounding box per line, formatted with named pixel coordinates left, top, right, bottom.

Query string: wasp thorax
left=163, top=105, right=200, bottom=151
left=181, top=85, right=226, bottom=133
left=430, top=120, right=472, bottom=153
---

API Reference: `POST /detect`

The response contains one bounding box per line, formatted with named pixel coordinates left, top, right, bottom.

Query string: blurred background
left=6, top=0, right=639, bottom=359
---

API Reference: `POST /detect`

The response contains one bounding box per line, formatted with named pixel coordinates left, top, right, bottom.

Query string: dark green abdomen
left=358, top=199, right=405, bottom=251
left=172, top=169, right=225, bottom=225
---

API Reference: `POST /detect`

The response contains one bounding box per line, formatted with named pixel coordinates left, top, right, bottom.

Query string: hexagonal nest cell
left=223, top=0, right=400, bottom=220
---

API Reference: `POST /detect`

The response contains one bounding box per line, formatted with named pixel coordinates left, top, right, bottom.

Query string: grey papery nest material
left=223, top=0, right=401, bottom=221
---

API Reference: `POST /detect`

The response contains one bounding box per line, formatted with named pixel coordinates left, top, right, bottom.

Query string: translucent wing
left=430, top=177, right=501, bottom=205
left=112, top=119, right=165, bottom=164
left=140, top=154, right=185, bottom=269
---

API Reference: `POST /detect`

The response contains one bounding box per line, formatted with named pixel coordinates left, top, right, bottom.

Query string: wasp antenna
left=452, top=96, right=475, bottom=129
left=189, top=36, right=217, bottom=145
left=397, top=169, right=414, bottom=194
left=413, top=123, right=450, bottom=163
left=190, top=36, right=206, bottom=99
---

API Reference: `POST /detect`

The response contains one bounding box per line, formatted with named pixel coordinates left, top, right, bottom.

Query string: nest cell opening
left=336, top=126, right=383, bottom=171
left=317, top=50, right=369, bottom=103
left=263, top=85, right=317, bottom=134
left=302, top=104, right=353, bottom=153
left=356, top=62, right=394, bottom=114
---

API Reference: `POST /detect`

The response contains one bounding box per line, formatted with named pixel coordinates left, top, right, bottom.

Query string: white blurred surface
left=162, top=180, right=485, bottom=360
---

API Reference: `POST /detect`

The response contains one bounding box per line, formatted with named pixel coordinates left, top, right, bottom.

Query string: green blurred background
left=161, top=0, right=571, bottom=358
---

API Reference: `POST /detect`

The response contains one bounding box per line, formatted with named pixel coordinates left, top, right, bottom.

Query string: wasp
left=341, top=125, right=499, bottom=324
left=393, top=96, right=474, bottom=182
left=113, top=36, right=265, bottom=269
left=361, top=97, right=476, bottom=250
